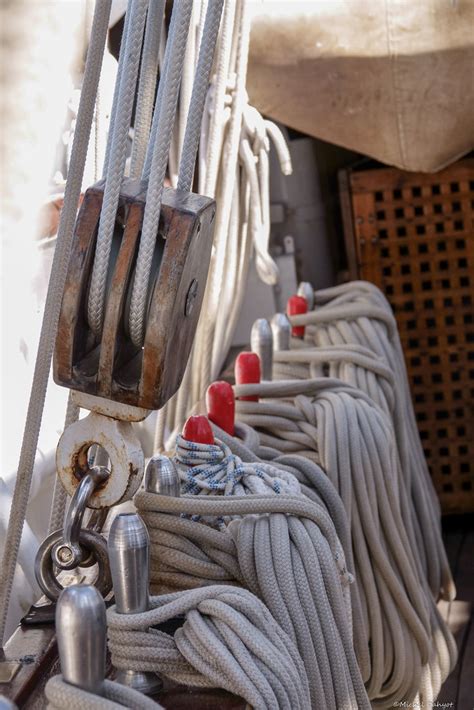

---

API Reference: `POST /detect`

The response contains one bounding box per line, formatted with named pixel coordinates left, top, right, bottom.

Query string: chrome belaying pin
left=250, top=318, right=273, bottom=381
left=297, top=281, right=315, bottom=310
left=56, top=584, right=107, bottom=696
left=271, top=313, right=291, bottom=352
left=108, top=513, right=162, bottom=695
left=145, top=455, right=180, bottom=496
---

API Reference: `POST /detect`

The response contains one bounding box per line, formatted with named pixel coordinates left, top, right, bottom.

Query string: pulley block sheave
left=54, top=178, right=216, bottom=410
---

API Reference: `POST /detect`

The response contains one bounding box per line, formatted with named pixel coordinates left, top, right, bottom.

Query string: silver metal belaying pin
left=108, top=513, right=162, bottom=694
left=297, top=281, right=314, bottom=310
left=56, top=584, right=106, bottom=696
left=250, top=318, right=273, bottom=380
left=271, top=313, right=291, bottom=351
left=145, top=455, right=180, bottom=496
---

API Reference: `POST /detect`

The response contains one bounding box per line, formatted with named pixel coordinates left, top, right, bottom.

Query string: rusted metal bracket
left=54, top=178, right=215, bottom=410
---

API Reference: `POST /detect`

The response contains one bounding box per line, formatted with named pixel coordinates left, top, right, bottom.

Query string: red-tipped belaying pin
left=287, top=294, right=307, bottom=338
left=235, top=352, right=260, bottom=402
left=182, top=415, right=215, bottom=445
left=206, top=381, right=235, bottom=436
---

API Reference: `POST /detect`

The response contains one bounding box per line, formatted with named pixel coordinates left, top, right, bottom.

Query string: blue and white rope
left=174, top=435, right=300, bottom=498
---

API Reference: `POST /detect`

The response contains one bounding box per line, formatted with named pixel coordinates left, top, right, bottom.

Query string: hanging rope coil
left=0, top=0, right=112, bottom=645
left=233, top=378, right=457, bottom=706
left=286, top=280, right=453, bottom=603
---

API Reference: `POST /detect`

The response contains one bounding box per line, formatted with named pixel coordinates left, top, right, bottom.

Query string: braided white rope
left=128, top=0, right=193, bottom=346
left=134, top=443, right=370, bottom=708
left=47, top=393, right=80, bottom=534
left=45, top=674, right=160, bottom=710
left=0, top=0, right=112, bottom=645
left=177, top=0, right=225, bottom=192
left=108, top=584, right=311, bottom=710
left=287, top=281, right=453, bottom=602
left=234, top=378, right=457, bottom=707
left=174, top=434, right=300, bottom=498
left=87, top=0, right=148, bottom=337
left=130, top=0, right=166, bottom=178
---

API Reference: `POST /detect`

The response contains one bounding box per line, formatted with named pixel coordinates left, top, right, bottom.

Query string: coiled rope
left=233, top=378, right=457, bottom=707
left=108, top=585, right=311, bottom=710
left=286, top=280, right=453, bottom=602
left=132, top=442, right=370, bottom=709
left=45, top=674, right=160, bottom=710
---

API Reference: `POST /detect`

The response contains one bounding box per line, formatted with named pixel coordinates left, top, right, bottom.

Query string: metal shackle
left=145, top=455, right=180, bottom=496
left=55, top=584, right=107, bottom=696
left=250, top=318, right=273, bottom=381
left=271, top=313, right=291, bottom=351
left=297, top=281, right=314, bottom=310
left=108, top=513, right=162, bottom=694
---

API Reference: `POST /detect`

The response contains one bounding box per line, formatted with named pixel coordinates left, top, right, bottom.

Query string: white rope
left=47, top=393, right=80, bottom=534
left=233, top=378, right=457, bottom=707
left=45, top=674, right=161, bottom=710
left=87, top=0, right=148, bottom=337
left=128, top=0, right=193, bottom=347
left=177, top=0, right=225, bottom=192
left=129, top=0, right=166, bottom=178
left=133, top=486, right=368, bottom=709
left=0, top=0, right=112, bottom=645
left=108, top=584, right=311, bottom=710
left=286, top=281, right=454, bottom=602
left=156, top=0, right=293, bottom=448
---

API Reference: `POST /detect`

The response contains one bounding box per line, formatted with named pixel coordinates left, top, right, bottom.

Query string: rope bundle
left=45, top=674, right=160, bottom=710
left=108, top=585, right=311, bottom=710
left=286, top=280, right=453, bottom=602
left=234, top=378, right=457, bottom=707
left=175, top=433, right=300, bottom=497
left=132, top=461, right=370, bottom=709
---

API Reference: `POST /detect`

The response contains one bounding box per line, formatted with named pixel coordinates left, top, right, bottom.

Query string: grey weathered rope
left=130, top=0, right=166, bottom=177
left=177, top=0, right=224, bottom=192
left=47, top=393, right=80, bottom=534
left=108, top=585, right=311, bottom=710
left=0, top=0, right=112, bottom=645
left=129, top=0, right=193, bottom=346
left=135, top=465, right=370, bottom=708
left=87, top=0, right=148, bottom=337
left=45, top=674, right=161, bottom=710
left=287, top=281, right=453, bottom=602
left=233, top=377, right=457, bottom=707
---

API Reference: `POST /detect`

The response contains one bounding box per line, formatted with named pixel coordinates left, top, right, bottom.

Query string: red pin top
left=182, top=415, right=215, bottom=445
left=234, top=351, right=260, bottom=402
left=206, top=381, right=235, bottom=435
left=287, top=294, right=307, bottom=338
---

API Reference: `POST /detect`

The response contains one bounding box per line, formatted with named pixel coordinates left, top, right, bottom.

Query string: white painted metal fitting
left=271, top=313, right=291, bottom=351
left=250, top=318, right=273, bottom=381
left=297, top=281, right=314, bottom=310
left=56, top=411, right=144, bottom=508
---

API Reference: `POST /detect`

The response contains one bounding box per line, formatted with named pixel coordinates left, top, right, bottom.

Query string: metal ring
left=35, top=529, right=112, bottom=602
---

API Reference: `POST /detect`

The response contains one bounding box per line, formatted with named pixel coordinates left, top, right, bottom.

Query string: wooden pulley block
left=54, top=178, right=215, bottom=410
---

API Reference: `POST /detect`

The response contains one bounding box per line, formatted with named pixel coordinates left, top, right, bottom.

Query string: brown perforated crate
left=339, top=158, right=474, bottom=514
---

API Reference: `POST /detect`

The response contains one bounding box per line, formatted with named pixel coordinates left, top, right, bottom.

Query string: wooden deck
left=438, top=514, right=474, bottom=709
